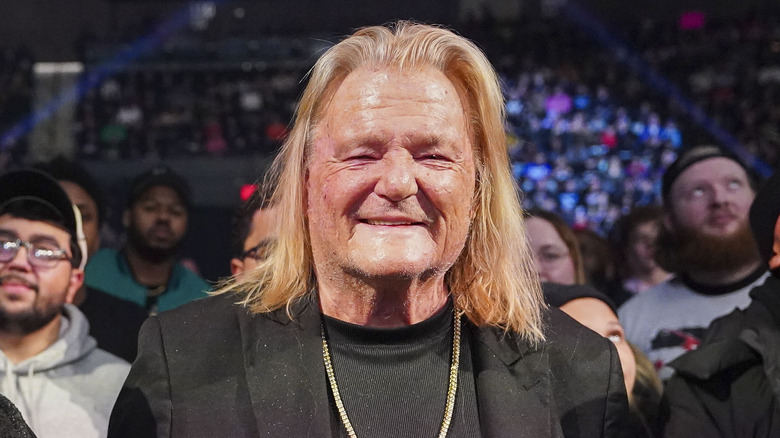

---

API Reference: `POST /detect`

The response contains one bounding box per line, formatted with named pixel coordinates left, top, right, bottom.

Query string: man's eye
left=421, top=154, right=449, bottom=161
left=33, top=247, right=61, bottom=260
left=347, top=152, right=377, bottom=160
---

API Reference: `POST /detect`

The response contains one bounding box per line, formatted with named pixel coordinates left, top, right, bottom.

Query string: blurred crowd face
left=559, top=297, right=636, bottom=396
left=627, top=220, right=661, bottom=274
left=526, top=216, right=577, bottom=284
left=0, top=216, right=81, bottom=336
left=124, top=186, right=188, bottom=258
left=58, top=181, right=100, bottom=257
left=667, top=158, right=754, bottom=238
left=231, top=207, right=278, bottom=276
left=771, top=217, right=780, bottom=272
left=306, top=66, right=476, bottom=284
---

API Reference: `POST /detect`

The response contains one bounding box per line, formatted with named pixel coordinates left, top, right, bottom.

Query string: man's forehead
left=136, top=185, right=185, bottom=205
left=0, top=214, right=71, bottom=242
left=674, top=157, right=749, bottom=187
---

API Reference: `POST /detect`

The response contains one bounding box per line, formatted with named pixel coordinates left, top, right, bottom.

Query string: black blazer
left=108, top=293, right=629, bottom=437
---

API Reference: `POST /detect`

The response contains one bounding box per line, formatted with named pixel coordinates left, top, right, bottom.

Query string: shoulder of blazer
left=152, top=292, right=317, bottom=352
left=544, top=305, right=611, bottom=351
left=469, top=306, right=612, bottom=367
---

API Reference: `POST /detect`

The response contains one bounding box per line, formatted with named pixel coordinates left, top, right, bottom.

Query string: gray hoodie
left=0, top=304, right=130, bottom=438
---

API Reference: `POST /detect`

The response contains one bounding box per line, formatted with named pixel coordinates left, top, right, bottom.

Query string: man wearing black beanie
left=619, top=145, right=769, bottom=380
left=664, top=170, right=780, bottom=437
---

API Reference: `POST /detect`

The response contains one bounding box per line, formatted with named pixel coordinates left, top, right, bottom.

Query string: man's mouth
left=0, top=275, right=38, bottom=294
left=150, top=226, right=174, bottom=237
left=709, top=214, right=737, bottom=226
left=362, top=219, right=424, bottom=226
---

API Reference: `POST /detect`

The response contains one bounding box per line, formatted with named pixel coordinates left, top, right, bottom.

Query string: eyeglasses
left=0, top=238, right=71, bottom=268
left=240, top=240, right=271, bottom=262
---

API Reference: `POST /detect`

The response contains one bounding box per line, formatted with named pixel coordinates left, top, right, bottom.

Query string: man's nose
left=710, top=185, right=730, bottom=206
left=7, top=246, right=32, bottom=271
left=155, top=209, right=173, bottom=222
left=375, top=154, right=418, bottom=201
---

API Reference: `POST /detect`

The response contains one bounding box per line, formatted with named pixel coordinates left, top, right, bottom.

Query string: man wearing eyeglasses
left=229, top=189, right=277, bottom=277
left=0, top=169, right=129, bottom=438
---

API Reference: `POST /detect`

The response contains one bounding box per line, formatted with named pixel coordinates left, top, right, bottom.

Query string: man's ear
left=230, top=258, right=244, bottom=276
left=66, top=269, right=84, bottom=304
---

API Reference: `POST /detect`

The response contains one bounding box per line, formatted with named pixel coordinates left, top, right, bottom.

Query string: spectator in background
left=525, top=208, right=586, bottom=285
left=85, top=165, right=209, bottom=315
left=608, top=205, right=672, bottom=307
left=0, top=170, right=129, bottom=438
left=229, top=189, right=278, bottom=277
left=528, top=210, right=664, bottom=435
left=545, top=283, right=663, bottom=437
left=574, top=227, right=617, bottom=295
left=619, top=145, right=769, bottom=379
left=32, top=157, right=146, bottom=362
left=664, top=170, right=780, bottom=437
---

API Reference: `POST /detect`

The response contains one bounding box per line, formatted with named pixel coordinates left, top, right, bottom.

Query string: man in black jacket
left=109, top=22, right=629, bottom=437
left=664, top=170, right=780, bottom=437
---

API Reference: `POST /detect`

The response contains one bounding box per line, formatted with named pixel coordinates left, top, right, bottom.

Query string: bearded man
left=109, top=22, right=628, bottom=437
left=85, top=165, right=209, bottom=315
left=619, top=145, right=769, bottom=379
left=0, top=169, right=129, bottom=438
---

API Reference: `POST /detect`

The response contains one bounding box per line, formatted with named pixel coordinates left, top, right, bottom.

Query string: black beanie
left=662, top=145, right=749, bottom=203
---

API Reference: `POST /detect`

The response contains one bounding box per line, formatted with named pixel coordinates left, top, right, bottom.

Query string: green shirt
left=85, top=248, right=210, bottom=313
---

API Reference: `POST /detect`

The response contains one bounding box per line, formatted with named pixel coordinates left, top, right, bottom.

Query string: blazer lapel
left=471, top=325, right=563, bottom=437
left=239, top=297, right=335, bottom=436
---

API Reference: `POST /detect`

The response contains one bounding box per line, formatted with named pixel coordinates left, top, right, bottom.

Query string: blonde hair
left=217, top=21, right=545, bottom=345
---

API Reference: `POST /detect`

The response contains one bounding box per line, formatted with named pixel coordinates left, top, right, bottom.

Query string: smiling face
left=0, top=215, right=82, bottom=334
left=306, top=66, right=476, bottom=284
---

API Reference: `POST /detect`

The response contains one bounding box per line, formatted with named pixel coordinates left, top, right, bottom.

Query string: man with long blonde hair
left=109, top=22, right=627, bottom=437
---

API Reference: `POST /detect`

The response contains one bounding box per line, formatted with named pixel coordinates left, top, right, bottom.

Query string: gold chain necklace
left=321, top=311, right=462, bottom=438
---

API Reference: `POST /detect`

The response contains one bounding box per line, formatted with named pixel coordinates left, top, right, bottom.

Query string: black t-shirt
left=79, top=286, right=148, bottom=362
left=322, top=301, right=480, bottom=437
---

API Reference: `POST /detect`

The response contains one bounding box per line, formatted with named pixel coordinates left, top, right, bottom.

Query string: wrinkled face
left=306, top=66, right=476, bottom=282
left=125, top=186, right=188, bottom=253
left=668, top=158, right=754, bottom=237
left=559, top=298, right=636, bottom=396
left=231, top=207, right=278, bottom=276
left=526, top=216, right=577, bottom=285
left=0, top=215, right=82, bottom=334
left=771, top=217, right=780, bottom=271
left=59, top=181, right=100, bottom=257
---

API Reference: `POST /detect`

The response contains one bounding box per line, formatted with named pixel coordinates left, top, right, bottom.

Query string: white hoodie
left=0, top=304, right=130, bottom=438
